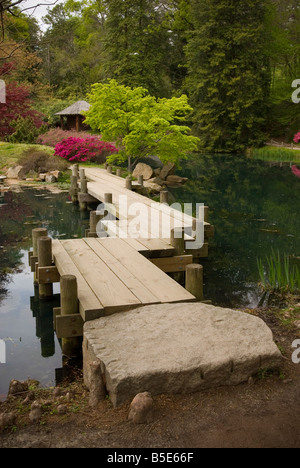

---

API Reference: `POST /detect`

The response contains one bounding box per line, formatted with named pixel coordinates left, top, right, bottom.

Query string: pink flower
left=54, top=136, right=118, bottom=163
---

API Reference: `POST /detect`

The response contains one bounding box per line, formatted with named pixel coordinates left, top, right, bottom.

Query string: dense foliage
left=1, top=0, right=300, bottom=150
left=0, top=80, right=44, bottom=138
left=85, top=80, right=200, bottom=169
left=54, top=136, right=118, bottom=163
left=184, top=0, right=271, bottom=152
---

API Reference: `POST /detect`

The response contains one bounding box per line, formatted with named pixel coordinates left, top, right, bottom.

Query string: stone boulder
left=83, top=303, right=283, bottom=407
left=29, top=401, right=43, bottom=424
left=165, top=175, right=188, bottom=186
left=7, top=166, right=27, bottom=180
left=8, top=379, right=29, bottom=396
left=143, top=181, right=163, bottom=193
left=133, top=163, right=154, bottom=181
left=128, top=392, right=154, bottom=424
left=160, top=162, right=176, bottom=180
left=50, top=170, right=62, bottom=180
left=0, top=412, right=17, bottom=430
left=45, top=174, right=57, bottom=183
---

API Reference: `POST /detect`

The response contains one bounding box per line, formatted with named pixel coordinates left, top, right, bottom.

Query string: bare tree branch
left=0, top=0, right=59, bottom=61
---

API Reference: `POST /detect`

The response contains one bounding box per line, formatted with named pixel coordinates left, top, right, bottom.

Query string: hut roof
left=55, top=100, right=90, bottom=116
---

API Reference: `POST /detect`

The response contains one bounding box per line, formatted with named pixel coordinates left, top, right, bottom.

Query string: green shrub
left=9, top=117, right=47, bottom=144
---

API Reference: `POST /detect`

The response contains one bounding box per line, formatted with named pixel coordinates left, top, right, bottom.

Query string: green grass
left=250, top=146, right=300, bottom=163
left=0, top=142, right=54, bottom=173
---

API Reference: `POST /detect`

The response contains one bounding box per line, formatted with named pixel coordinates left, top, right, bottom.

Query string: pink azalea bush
left=293, top=132, right=300, bottom=144
left=54, top=136, right=118, bottom=163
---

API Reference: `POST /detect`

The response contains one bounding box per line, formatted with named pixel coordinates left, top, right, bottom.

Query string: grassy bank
left=0, top=143, right=54, bottom=173
left=250, top=145, right=300, bottom=163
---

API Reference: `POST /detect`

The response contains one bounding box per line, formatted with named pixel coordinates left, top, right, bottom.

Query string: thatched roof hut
left=55, top=100, right=90, bottom=131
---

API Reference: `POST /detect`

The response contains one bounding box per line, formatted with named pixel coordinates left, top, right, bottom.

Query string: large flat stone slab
left=83, top=303, right=282, bottom=407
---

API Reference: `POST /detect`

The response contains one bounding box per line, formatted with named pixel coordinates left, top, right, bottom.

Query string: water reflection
left=0, top=186, right=89, bottom=399
left=0, top=159, right=299, bottom=396
left=30, top=288, right=59, bottom=358
left=175, top=154, right=300, bottom=308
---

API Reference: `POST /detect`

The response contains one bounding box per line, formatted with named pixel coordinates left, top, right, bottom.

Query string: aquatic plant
left=257, top=249, right=300, bottom=294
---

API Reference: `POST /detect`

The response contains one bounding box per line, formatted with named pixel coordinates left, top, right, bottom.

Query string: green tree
left=185, top=0, right=271, bottom=152
left=85, top=79, right=199, bottom=170
left=265, top=0, right=300, bottom=140
left=103, top=0, right=174, bottom=97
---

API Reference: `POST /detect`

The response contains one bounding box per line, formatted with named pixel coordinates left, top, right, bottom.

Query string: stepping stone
left=83, top=303, right=282, bottom=407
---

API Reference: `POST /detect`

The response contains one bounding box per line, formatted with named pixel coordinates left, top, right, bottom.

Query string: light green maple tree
left=84, top=79, right=199, bottom=171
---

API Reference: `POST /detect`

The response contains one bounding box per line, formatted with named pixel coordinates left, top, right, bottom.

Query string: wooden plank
left=52, top=240, right=104, bottom=321
left=121, top=237, right=150, bottom=254
left=61, top=239, right=142, bottom=314
left=186, top=243, right=209, bottom=258
left=98, top=237, right=196, bottom=304
left=84, top=167, right=214, bottom=245
left=56, top=314, right=84, bottom=339
left=150, top=255, right=193, bottom=273
left=135, top=238, right=175, bottom=258
left=38, top=266, right=60, bottom=284
left=85, top=238, right=161, bottom=305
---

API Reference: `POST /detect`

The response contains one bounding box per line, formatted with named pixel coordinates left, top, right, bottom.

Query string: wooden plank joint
left=38, top=266, right=60, bottom=284
left=150, top=255, right=193, bottom=273
left=56, top=314, right=84, bottom=339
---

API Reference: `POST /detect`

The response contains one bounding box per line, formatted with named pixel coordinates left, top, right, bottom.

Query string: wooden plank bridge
left=30, top=165, right=214, bottom=341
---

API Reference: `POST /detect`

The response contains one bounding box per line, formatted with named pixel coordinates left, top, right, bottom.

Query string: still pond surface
left=0, top=154, right=299, bottom=397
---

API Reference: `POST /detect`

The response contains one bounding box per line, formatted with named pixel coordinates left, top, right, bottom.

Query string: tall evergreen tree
left=185, top=0, right=271, bottom=152
left=103, top=0, right=173, bottom=97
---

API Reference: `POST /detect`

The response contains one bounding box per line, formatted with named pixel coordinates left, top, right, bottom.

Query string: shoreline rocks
left=6, top=165, right=62, bottom=183
left=133, top=161, right=188, bottom=193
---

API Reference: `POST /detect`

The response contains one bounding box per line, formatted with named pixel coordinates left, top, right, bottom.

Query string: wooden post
left=170, top=227, right=185, bottom=256
left=32, top=228, right=48, bottom=257
left=160, top=191, right=169, bottom=204
left=60, top=275, right=81, bottom=357
left=185, top=264, right=204, bottom=301
left=72, top=164, right=79, bottom=178
left=38, top=236, right=53, bottom=299
left=89, top=211, right=104, bottom=237
left=32, top=228, right=48, bottom=283
left=138, top=175, right=144, bottom=186
left=125, top=176, right=132, bottom=191
left=79, top=178, right=88, bottom=211
left=116, top=168, right=122, bottom=177
left=70, top=175, right=78, bottom=204
left=107, top=166, right=112, bottom=174
left=79, top=168, right=85, bottom=180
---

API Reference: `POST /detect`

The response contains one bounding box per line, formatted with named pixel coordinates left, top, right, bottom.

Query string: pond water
left=0, top=187, right=89, bottom=399
left=175, top=154, right=300, bottom=308
left=0, top=155, right=299, bottom=398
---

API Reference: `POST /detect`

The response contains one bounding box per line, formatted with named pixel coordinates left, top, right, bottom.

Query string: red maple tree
left=0, top=62, right=44, bottom=139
